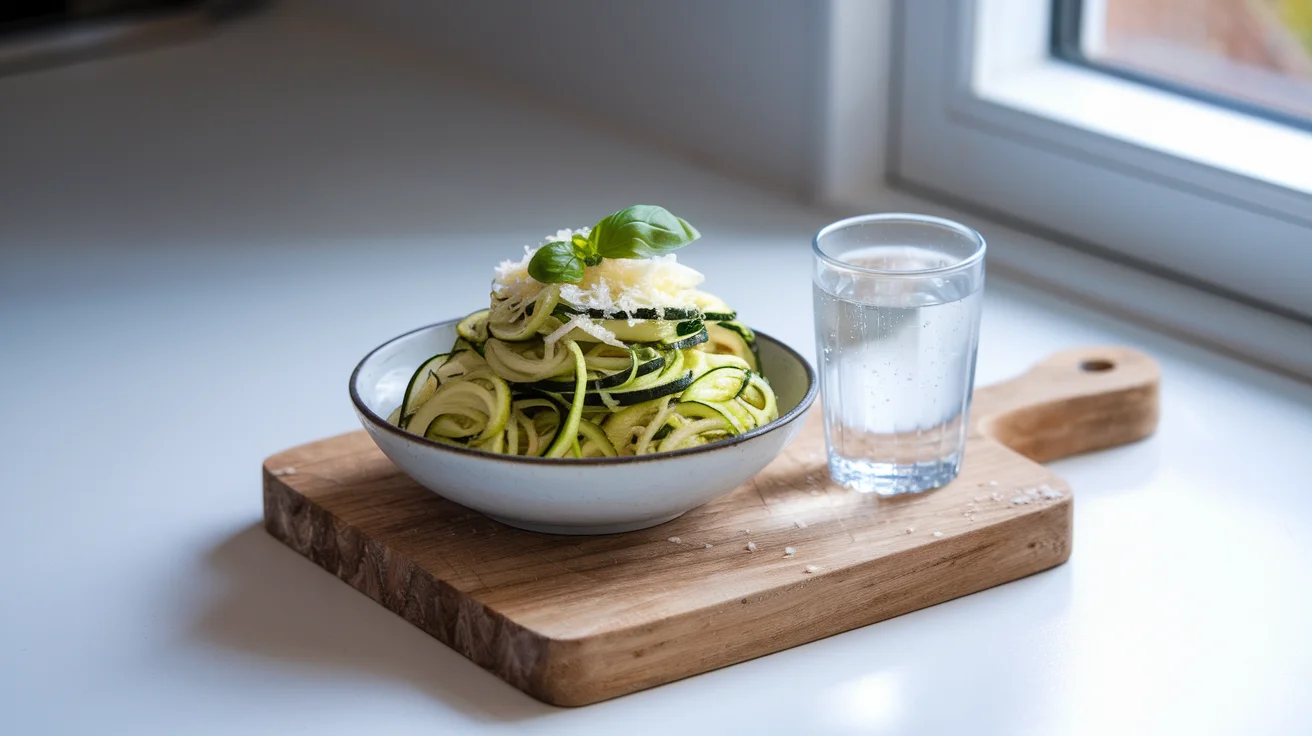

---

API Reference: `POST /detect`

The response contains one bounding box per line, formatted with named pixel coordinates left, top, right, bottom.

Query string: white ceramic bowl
left=350, top=319, right=818, bottom=535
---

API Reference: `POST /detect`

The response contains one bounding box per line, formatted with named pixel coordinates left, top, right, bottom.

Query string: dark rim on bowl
left=349, top=319, right=819, bottom=465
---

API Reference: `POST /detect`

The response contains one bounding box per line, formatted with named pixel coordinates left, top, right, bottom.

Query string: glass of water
left=813, top=213, right=986, bottom=495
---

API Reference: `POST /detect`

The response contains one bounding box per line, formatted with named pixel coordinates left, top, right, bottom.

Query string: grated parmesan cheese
left=543, top=313, right=625, bottom=349
left=491, top=229, right=706, bottom=315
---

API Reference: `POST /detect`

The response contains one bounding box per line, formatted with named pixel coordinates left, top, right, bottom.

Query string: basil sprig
left=527, top=205, right=700, bottom=284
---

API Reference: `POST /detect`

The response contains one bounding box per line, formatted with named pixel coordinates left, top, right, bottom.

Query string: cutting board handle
left=970, top=346, right=1160, bottom=463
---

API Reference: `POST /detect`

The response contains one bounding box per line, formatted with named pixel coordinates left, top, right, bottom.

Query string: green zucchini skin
left=657, top=327, right=708, bottom=351
left=556, top=303, right=702, bottom=321
left=528, top=350, right=666, bottom=392
left=535, top=369, right=695, bottom=408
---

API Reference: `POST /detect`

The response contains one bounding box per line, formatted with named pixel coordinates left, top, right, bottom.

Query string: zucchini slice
left=531, top=347, right=664, bottom=392
left=456, top=309, right=490, bottom=342
left=602, top=396, right=675, bottom=455
left=451, top=336, right=484, bottom=355
left=704, top=322, right=758, bottom=371
left=554, top=370, right=693, bottom=407
left=658, top=326, right=708, bottom=351
left=484, top=338, right=575, bottom=383
left=675, top=400, right=747, bottom=434
left=557, top=303, right=702, bottom=322
left=407, top=369, right=511, bottom=442
left=490, top=286, right=560, bottom=341
left=576, top=419, right=619, bottom=457
left=681, top=365, right=750, bottom=404
left=397, top=352, right=451, bottom=428
left=558, top=317, right=703, bottom=345
left=690, top=290, right=737, bottom=322
left=735, top=372, right=779, bottom=426
left=544, top=341, right=587, bottom=458
left=434, top=350, right=488, bottom=383
left=658, top=416, right=732, bottom=453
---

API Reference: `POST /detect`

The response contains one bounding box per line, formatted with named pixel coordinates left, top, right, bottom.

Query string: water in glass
left=814, top=244, right=983, bottom=495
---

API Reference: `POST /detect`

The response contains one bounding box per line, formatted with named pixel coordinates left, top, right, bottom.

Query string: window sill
left=972, top=57, right=1312, bottom=211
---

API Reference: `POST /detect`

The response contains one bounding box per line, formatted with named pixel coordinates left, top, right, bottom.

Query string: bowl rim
left=349, top=318, right=818, bottom=465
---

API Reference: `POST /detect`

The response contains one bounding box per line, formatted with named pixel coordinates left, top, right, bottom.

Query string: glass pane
left=1081, top=0, right=1312, bottom=122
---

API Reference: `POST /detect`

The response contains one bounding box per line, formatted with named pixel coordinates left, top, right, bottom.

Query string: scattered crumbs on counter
left=743, top=528, right=751, bottom=535
left=990, top=491, right=1005, bottom=502
left=932, top=531, right=944, bottom=538
left=1011, top=496, right=1033, bottom=505
left=746, top=541, right=758, bottom=552
left=704, top=543, right=713, bottom=549
left=668, top=537, right=682, bottom=544
left=804, top=565, right=819, bottom=574
left=988, top=480, right=999, bottom=487
left=794, top=520, right=808, bottom=529
left=904, top=527, right=915, bottom=534
left=270, top=467, right=297, bottom=476
left=783, top=546, right=796, bottom=557
left=967, top=515, right=976, bottom=523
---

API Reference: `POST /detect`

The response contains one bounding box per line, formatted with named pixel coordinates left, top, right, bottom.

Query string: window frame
left=890, top=0, right=1312, bottom=323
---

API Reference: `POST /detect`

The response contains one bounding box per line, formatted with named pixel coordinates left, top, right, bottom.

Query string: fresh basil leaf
left=589, top=205, right=700, bottom=259
left=528, top=241, right=586, bottom=283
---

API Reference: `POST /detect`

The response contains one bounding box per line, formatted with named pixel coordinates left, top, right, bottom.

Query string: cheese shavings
left=544, top=313, right=625, bottom=349
left=492, top=231, right=706, bottom=318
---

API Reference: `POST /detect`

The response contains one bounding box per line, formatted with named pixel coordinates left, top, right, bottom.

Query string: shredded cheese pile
left=493, top=228, right=706, bottom=314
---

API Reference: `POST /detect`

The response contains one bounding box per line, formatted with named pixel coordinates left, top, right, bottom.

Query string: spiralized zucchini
left=391, top=282, right=778, bottom=457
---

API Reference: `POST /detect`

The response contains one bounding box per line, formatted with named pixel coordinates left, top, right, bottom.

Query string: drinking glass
left=812, top=213, right=986, bottom=495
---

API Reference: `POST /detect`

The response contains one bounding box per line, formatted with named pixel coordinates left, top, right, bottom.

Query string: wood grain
left=263, top=345, right=1159, bottom=706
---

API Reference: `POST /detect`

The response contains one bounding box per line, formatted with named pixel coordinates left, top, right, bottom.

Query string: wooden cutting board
left=263, top=346, right=1159, bottom=706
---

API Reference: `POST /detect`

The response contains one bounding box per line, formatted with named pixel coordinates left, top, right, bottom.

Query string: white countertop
left=3, top=7, right=1311, bottom=735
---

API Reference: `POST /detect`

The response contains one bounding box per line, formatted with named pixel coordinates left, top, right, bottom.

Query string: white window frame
left=890, top=0, right=1312, bottom=330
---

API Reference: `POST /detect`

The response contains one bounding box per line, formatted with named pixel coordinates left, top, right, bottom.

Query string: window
left=1054, top=0, right=1312, bottom=130
left=891, top=0, right=1312, bottom=375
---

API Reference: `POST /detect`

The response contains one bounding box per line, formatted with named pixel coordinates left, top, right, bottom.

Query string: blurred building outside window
left=1071, top=0, right=1312, bottom=126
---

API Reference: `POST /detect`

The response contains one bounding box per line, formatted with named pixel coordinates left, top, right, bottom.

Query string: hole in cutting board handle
left=1080, top=359, right=1115, bottom=373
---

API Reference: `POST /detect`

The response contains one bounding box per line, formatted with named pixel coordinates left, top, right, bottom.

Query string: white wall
left=316, top=0, right=889, bottom=201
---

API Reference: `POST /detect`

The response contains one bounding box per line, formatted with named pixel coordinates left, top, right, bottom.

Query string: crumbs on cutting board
left=1010, top=484, right=1065, bottom=505
left=804, top=565, right=819, bottom=574
left=932, top=531, right=944, bottom=538
left=270, top=466, right=297, bottom=477
left=667, top=537, right=682, bottom=544
left=746, top=541, right=758, bottom=552
left=783, top=546, right=796, bottom=558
